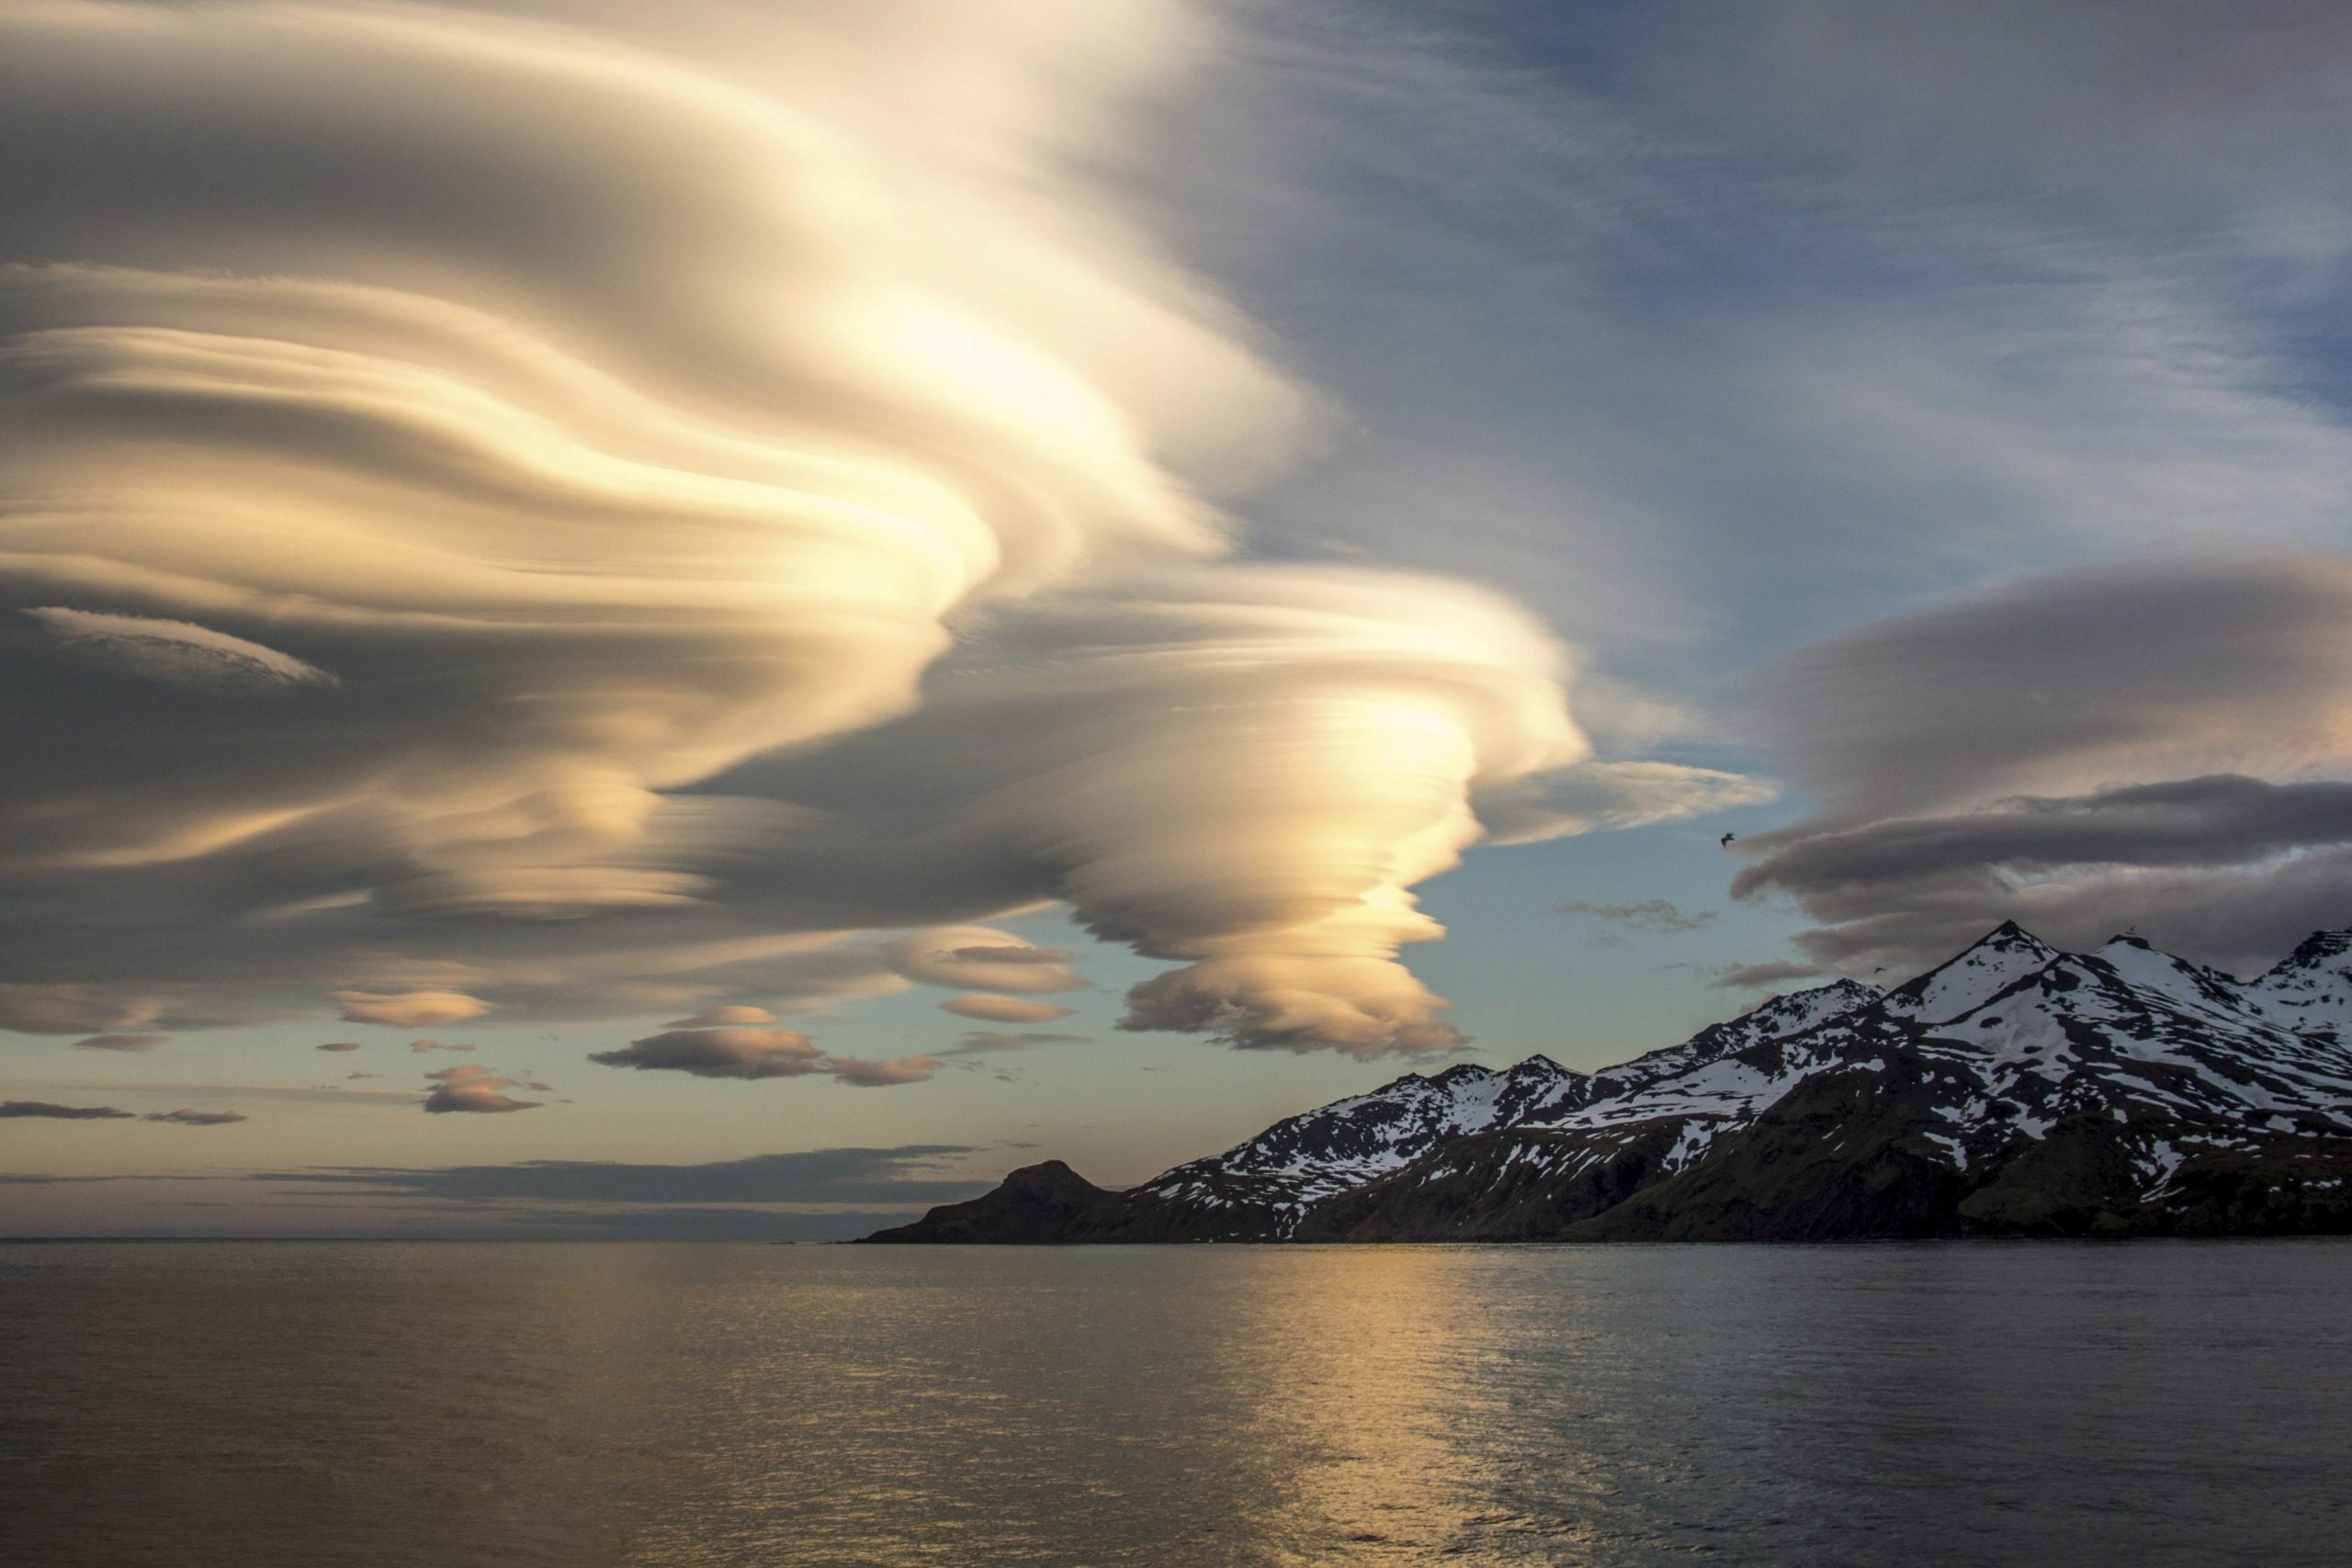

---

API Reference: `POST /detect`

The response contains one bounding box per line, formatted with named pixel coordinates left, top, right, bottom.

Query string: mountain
left=1123, top=1056, right=1593, bottom=1239
left=864, top=924, right=2352, bottom=1243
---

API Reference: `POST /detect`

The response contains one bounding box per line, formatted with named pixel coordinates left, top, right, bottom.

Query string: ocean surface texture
left=4, top=1241, right=2345, bottom=1566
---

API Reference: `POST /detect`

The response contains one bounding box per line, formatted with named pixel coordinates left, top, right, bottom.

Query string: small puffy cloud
left=939, top=993, right=1073, bottom=1024
left=316, top=1042, right=363, bottom=1053
left=1118, top=953, right=1472, bottom=1057
left=589, top=1027, right=943, bottom=1087
left=590, top=1028, right=824, bottom=1080
left=71, top=1033, right=169, bottom=1053
left=334, top=991, right=492, bottom=1029
left=662, top=1006, right=779, bottom=1028
left=825, top=1055, right=941, bottom=1088
left=1555, top=899, right=1716, bottom=935
left=423, top=1066, right=542, bottom=1115
left=887, top=930, right=1087, bottom=995
left=0, top=1100, right=134, bottom=1120
left=143, top=1108, right=248, bottom=1126
left=408, top=1039, right=477, bottom=1055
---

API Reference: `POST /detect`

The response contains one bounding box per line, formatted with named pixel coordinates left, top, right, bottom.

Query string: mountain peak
left=1885, top=920, right=2060, bottom=1025
left=2276, top=930, right=2352, bottom=971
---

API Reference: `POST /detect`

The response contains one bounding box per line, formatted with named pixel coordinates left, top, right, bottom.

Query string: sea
left=3, top=1239, right=2346, bottom=1566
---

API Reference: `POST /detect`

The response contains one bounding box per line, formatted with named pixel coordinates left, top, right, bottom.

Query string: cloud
left=1746, top=557, right=2352, bottom=824
left=938, top=945, right=1072, bottom=967
left=1736, top=558, right=2352, bottom=975
left=35, top=1078, right=418, bottom=1107
left=316, top=1042, right=363, bottom=1053
left=0, top=0, right=1735, bottom=1060
left=590, top=1027, right=823, bottom=1080
left=422, top=1065, right=541, bottom=1115
left=70, top=1032, right=168, bottom=1053
left=824, top=1055, right=941, bottom=1088
left=27, top=606, right=334, bottom=692
left=1478, top=762, right=1776, bottom=844
left=0, top=1100, right=134, bottom=1120
left=1709, top=960, right=1826, bottom=992
left=253, top=1144, right=989, bottom=1207
left=143, top=1108, right=248, bottom=1126
left=406, top=1039, right=476, bottom=1055
left=334, top=992, right=492, bottom=1029
left=588, top=1025, right=940, bottom=1087
left=729, top=568, right=1645, bottom=1055
left=884, top=932, right=1088, bottom=996
left=1555, top=898, right=1716, bottom=935
left=944, top=1030, right=1091, bottom=1055
left=662, top=1005, right=777, bottom=1028
left=0, top=986, right=163, bottom=1036
left=939, top=993, right=1073, bottom=1024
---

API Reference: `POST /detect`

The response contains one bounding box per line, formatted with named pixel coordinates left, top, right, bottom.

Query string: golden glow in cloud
left=0, top=0, right=1748, bottom=1058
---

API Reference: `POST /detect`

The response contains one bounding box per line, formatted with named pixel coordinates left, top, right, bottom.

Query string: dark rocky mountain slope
left=864, top=923, right=2352, bottom=1243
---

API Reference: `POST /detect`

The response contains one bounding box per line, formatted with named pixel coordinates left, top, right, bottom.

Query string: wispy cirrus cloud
left=944, top=1031, right=1091, bottom=1056
left=1555, top=899, right=1715, bottom=936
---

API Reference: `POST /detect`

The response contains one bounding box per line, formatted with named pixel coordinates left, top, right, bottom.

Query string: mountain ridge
left=865, top=923, right=2352, bottom=1243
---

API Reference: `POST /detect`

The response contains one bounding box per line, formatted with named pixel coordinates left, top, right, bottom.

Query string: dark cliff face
left=860, top=1161, right=1122, bottom=1244
left=865, top=924, right=2352, bottom=1244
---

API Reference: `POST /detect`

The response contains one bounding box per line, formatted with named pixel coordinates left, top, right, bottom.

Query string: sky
left=7, top=0, right=2352, bottom=1237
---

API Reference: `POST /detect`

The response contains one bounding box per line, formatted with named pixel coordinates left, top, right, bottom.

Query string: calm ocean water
left=2, top=1240, right=2345, bottom=1566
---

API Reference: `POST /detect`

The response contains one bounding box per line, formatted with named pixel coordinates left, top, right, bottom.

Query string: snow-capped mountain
left=1130, top=1056, right=1591, bottom=1234
left=867, top=923, right=2352, bottom=1244
left=2243, top=930, right=2352, bottom=1043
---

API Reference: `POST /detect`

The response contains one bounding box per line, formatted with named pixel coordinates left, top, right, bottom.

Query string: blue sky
left=6, top=0, right=2352, bottom=1235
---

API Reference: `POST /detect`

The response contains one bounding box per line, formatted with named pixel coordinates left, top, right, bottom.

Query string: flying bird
left=1719, top=832, right=1736, bottom=847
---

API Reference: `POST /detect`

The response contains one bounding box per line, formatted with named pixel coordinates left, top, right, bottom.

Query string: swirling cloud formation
left=0, top=1, right=1735, bottom=1057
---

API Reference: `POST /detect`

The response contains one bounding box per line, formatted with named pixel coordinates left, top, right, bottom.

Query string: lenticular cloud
left=0, top=1, right=1740, bottom=1057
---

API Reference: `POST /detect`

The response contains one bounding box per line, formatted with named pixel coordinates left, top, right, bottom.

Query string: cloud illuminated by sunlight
left=0, top=0, right=1746, bottom=1058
